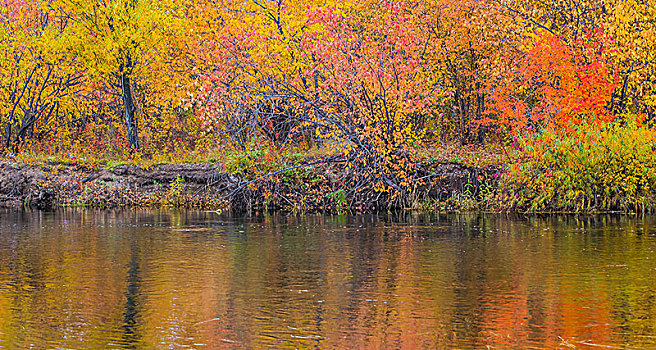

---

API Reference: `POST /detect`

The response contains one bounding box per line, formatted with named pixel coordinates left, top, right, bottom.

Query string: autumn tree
left=606, top=0, right=656, bottom=118
left=495, top=0, right=656, bottom=120
left=199, top=0, right=443, bottom=200
left=301, top=1, right=440, bottom=194
left=489, top=31, right=618, bottom=135
left=196, top=0, right=351, bottom=148
left=0, top=0, right=85, bottom=152
left=49, top=0, right=209, bottom=150
left=422, top=0, right=516, bottom=143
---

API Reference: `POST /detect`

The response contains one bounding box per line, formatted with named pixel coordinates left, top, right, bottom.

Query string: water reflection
left=0, top=210, right=656, bottom=348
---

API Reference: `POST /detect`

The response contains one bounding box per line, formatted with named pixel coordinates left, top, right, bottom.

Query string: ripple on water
left=0, top=210, right=656, bottom=348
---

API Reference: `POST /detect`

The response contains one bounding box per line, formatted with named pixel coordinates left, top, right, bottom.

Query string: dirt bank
left=0, top=160, right=495, bottom=212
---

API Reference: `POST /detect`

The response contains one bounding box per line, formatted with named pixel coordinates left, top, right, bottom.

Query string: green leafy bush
left=497, top=118, right=656, bottom=212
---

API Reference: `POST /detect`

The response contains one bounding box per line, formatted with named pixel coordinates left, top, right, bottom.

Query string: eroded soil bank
left=0, top=160, right=494, bottom=212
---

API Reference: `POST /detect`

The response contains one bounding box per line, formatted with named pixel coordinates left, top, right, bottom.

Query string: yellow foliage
left=606, top=0, right=656, bottom=112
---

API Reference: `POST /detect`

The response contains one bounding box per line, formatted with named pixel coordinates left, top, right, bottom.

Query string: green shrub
left=497, top=118, right=656, bottom=212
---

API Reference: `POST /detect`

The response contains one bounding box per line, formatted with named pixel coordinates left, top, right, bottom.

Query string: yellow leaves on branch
left=606, top=0, right=656, bottom=109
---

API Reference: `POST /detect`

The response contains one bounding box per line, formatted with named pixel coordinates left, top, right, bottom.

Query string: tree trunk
left=121, top=71, right=138, bottom=150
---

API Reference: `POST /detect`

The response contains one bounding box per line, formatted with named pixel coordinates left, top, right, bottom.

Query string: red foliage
left=488, top=30, right=619, bottom=134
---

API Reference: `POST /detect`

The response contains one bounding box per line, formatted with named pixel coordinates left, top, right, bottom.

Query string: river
left=0, top=210, right=655, bottom=348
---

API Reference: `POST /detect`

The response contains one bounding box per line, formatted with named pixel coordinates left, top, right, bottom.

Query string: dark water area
left=1, top=210, right=656, bottom=349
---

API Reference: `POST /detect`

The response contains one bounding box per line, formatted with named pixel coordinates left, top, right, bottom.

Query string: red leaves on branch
left=489, top=30, right=619, bottom=134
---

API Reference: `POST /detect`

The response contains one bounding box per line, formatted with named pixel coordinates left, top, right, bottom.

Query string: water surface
left=1, top=210, right=655, bottom=349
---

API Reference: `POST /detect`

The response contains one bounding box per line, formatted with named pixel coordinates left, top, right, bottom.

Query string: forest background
left=1, top=0, right=655, bottom=212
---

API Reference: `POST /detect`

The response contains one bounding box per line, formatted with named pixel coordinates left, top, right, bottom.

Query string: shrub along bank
left=0, top=156, right=495, bottom=213
left=3, top=121, right=656, bottom=215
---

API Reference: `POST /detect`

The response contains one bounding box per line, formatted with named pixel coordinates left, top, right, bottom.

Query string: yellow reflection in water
left=0, top=211, right=655, bottom=349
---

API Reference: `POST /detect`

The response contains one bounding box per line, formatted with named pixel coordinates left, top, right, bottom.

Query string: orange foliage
left=489, top=30, right=619, bottom=134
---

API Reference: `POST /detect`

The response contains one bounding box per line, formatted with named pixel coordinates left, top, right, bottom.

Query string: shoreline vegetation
left=0, top=146, right=499, bottom=213
left=2, top=135, right=654, bottom=214
left=2, top=0, right=656, bottom=214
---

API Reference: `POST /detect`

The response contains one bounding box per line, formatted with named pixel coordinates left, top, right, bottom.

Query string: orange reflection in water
left=0, top=211, right=655, bottom=349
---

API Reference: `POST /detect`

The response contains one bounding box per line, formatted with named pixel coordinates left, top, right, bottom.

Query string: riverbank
left=0, top=157, right=496, bottom=212
left=6, top=126, right=655, bottom=214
